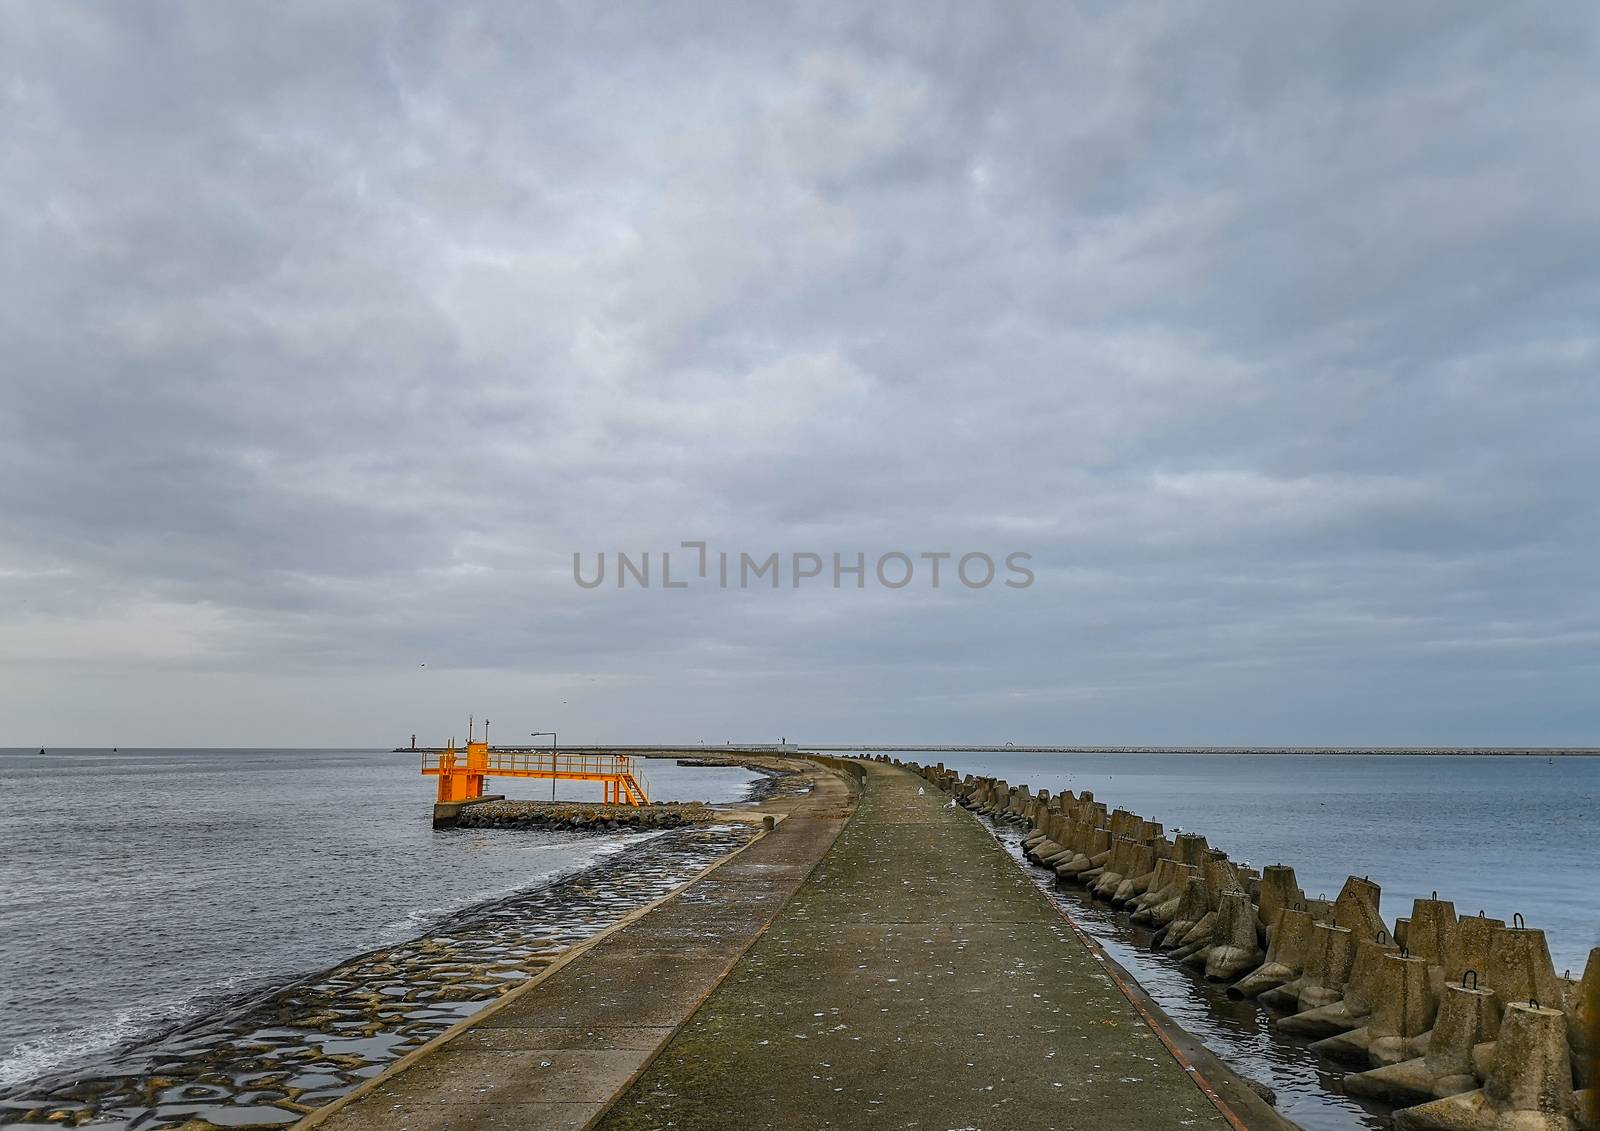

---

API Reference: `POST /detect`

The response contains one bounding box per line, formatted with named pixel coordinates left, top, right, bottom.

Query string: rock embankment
left=455, top=800, right=717, bottom=831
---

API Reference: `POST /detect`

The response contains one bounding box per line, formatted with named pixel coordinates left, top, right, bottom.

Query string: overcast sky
left=3, top=2, right=1598, bottom=748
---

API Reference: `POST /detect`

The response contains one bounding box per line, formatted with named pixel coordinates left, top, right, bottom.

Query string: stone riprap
left=455, top=800, right=717, bottom=831
left=919, top=756, right=1599, bottom=1131
left=0, top=824, right=754, bottom=1131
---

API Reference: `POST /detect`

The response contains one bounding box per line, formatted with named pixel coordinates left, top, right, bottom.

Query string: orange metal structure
left=421, top=741, right=651, bottom=806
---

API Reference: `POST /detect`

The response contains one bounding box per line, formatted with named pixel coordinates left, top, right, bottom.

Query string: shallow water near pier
left=0, top=748, right=765, bottom=1094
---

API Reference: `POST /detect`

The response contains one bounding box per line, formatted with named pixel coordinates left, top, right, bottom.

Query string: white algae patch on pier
left=0, top=823, right=753, bottom=1131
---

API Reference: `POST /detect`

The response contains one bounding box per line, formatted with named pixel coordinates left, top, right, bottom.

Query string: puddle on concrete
left=0, top=824, right=753, bottom=1130
left=987, top=817, right=1394, bottom=1131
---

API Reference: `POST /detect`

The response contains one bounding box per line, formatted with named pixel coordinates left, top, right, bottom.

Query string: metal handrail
left=419, top=748, right=651, bottom=805
left=421, top=750, right=641, bottom=772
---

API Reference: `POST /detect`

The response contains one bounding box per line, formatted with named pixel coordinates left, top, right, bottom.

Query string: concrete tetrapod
left=1277, top=934, right=1395, bottom=1036
left=1203, top=889, right=1267, bottom=982
left=1050, top=818, right=1093, bottom=875
left=1132, top=834, right=1206, bottom=925
left=1404, top=896, right=1462, bottom=1005
left=1345, top=978, right=1502, bottom=1107
left=1570, top=947, right=1599, bottom=1089
left=1407, top=898, right=1461, bottom=969
left=1312, top=952, right=1438, bottom=1067
left=1089, top=836, right=1140, bottom=899
left=1172, top=831, right=1210, bottom=868
left=1332, top=875, right=1389, bottom=944
left=1042, top=821, right=1084, bottom=868
left=1126, top=857, right=1177, bottom=916
left=1110, top=842, right=1159, bottom=905
left=1167, top=855, right=1240, bottom=958
left=1487, top=925, right=1569, bottom=1019
left=1025, top=832, right=1065, bottom=865
left=1392, top=1002, right=1579, bottom=1131
left=1230, top=906, right=1316, bottom=999
left=1171, top=857, right=1241, bottom=953
left=1257, top=864, right=1306, bottom=938
left=1056, top=826, right=1110, bottom=881
left=1268, top=923, right=1358, bottom=1019
left=1452, top=914, right=1508, bottom=982
left=1157, top=876, right=1211, bottom=952
left=1135, top=861, right=1197, bottom=927
left=1201, top=853, right=1243, bottom=908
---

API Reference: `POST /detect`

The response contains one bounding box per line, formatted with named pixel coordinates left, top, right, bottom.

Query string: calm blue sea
left=869, top=751, right=1600, bottom=971
left=0, top=748, right=762, bottom=1090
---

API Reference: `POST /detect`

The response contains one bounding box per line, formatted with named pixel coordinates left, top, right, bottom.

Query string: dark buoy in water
left=39, top=748, right=45, bottom=755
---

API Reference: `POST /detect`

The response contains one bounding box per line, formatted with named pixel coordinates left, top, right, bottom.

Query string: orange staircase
left=422, top=740, right=651, bottom=806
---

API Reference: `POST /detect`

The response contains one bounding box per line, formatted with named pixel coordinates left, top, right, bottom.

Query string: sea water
left=0, top=748, right=763, bottom=1090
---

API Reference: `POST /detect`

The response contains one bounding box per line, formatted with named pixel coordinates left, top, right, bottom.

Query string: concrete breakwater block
left=1137, top=861, right=1199, bottom=927
left=1088, top=835, right=1140, bottom=897
left=1165, top=853, right=1243, bottom=958
left=1346, top=978, right=1502, bottom=1107
left=1453, top=913, right=1507, bottom=983
left=1203, top=889, right=1267, bottom=982
left=941, top=755, right=1590, bottom=1130
left=1157, top=876, right=1212, bottom=950
left=1278, top=934, right=1396, bottom=1037
left=1393, top=1002, right=1579, bottom=1131
left=1333, top=875, right=1389, bottom=943
left=1271, top=922, right=1357, bottom=1018
left=1570, top=947, right=1600, bottom=1088
left=1257, top=864, right=1306, bottom=937
left=1173, top=830, right=1211, bottom=868
left=1056, top=825, right=1111, bottom=879
left=1231, top=905, right=1316, bottom=999
left=1311, top=952, right=1437, bottom=1068
left=1408, top=897, right=1461, bottom=970
left=1487, top=925, right=1568, bottom=1018
left=1110, top=841, right=1159, bottom=904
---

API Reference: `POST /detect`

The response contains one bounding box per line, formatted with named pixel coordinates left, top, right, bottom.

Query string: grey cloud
left=2, top=1, right=1598, bottom=746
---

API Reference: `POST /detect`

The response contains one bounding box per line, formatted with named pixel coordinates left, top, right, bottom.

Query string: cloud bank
left=3, top=2, right=1597, bottom=745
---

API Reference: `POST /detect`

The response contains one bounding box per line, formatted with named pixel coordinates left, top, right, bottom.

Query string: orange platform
left=422, top=741, right=651, bottom=806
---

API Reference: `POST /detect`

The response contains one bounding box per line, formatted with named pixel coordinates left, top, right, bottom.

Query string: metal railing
left=420, top=748, right=651, bottom=802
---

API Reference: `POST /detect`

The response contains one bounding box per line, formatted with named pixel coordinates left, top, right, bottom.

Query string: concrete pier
left=596, top=760, right=1263, bottom=1130
left=299, top=759, right=1278, bottom=1131
left=302, top=759, right=855, bottom=1131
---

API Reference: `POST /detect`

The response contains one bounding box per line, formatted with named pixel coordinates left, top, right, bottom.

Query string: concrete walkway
left=595, top=761, right=1236, bottom=1131
left=302, top=761, right=856, bottom=1131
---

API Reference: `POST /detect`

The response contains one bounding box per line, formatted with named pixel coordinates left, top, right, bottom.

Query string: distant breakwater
left=889, top=755, right=1599, bottom=1131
